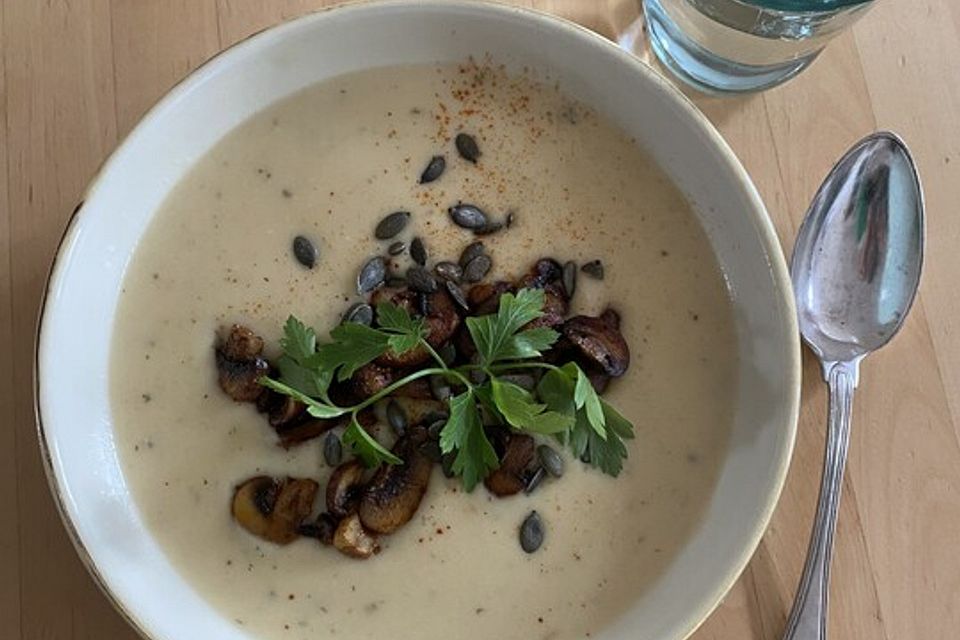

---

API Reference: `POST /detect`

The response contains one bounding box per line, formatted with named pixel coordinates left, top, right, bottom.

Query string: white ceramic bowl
left=36, top=2, right=800, bottom=639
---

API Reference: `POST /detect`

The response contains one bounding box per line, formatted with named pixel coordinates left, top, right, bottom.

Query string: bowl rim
left=33, top=2, right=801, bottom=639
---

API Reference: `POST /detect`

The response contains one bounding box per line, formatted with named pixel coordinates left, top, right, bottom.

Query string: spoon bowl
left=791, top=131, right=924, bottom=370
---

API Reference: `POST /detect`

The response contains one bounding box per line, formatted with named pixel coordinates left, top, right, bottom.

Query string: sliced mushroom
left=562, top=309, right=630, bottom=377
left=352, top=362, right=396, bottom=400
left=376, top=288, right=461, bottom=368
left=275, top=418, right=338, bottom=449
left=231, top=476, right=319, bottom=545
left=468, top=280, right=514, bottom=315
left=393, top=377, right=434, bottom=400
left=522, top=282, right=569, bottom=330
left=484, top=434, right=536, bottom=497
left=358, top=435, right=433, bottom=534
left=333, top=513, right=380, bottom=559
left=326, top=459, right=367, bottom=518
left=299, top=512, right=339, bottom=546
left=386, top=396, right=447, bottom=427
left=268, top=396, right=306, bottom=427
left=215, top=325, right=270, bottom=402
left=370, top=287, right=418, bottom=314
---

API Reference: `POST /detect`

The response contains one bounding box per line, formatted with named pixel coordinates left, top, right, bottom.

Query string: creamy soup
left=110, top=62, right=737, bottom=640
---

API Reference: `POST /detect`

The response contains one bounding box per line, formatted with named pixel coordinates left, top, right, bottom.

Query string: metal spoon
left=784, top=131, right=924, bottom=640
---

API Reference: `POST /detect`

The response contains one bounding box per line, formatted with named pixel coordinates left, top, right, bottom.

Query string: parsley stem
left=420, top=339, right=448, bottom=370
left=348, top=367, right=449, bottom=412
left=488, top=362, right=561, bottom=373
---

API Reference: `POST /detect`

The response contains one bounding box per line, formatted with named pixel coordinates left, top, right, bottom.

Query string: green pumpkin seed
left=292, top=235, right=318, bottom=269
left=407, top=265, right=438, bottom=293
left=429, top=375, right=452, bottom=401
left=520, top=511, right=545, bottom=553
left=388, top=241, right=406, bottom=256
left=537, top=445, right=564, bottom=478
left=434, top=261, right=462, bottom=283
left=419, top=155, right=446, bottom=184
left=445, top=280, right=469, bottom=312
left=427, top=419, right=447, bottom=440
left=562, top=260, right=577, bottom=297
left=342, top=302, right=374, bottom=326
left=375, top=211, right=410, bottom=240
left=357, top=257, right=387, bottom=293
left=386, top=400, right=407, bottom=436
left=462, top=254, right=492, bottom=283
left=455, top=133, right=480, bottom=163
left=459, top=241, right=486, bottom=267
left=524, top=467, right=546, bottom=494
left=410, top=236, right=427, bottom=266
left=323, top=432, right=342, bottom=467
left=581, top=259, right=605, bottom=280
left=449, top=204, right=488, bottom=230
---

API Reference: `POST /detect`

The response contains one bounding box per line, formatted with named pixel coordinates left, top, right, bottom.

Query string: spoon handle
left=782, top=359, right=857, bottom=640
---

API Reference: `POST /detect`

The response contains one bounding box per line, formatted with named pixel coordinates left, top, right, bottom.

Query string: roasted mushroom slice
left=562, top=309, right=630, bottom=377
left=386, top=397, right=447, bottom=427
left=376, top=288, right=461, bottom=368
left=215, top=325, right=270, bottom=402
left=326, top=459, right=367, bottom=518
left=484, top=433, right=536, bottom=497
left=299, top=512, right=339, bottom=546
left=333, top=513, right=380, bottom=559
left=358, top=436, right=433, bottom=534
left=232, top=476, right=319, bottom=545
left=275, top=418, right=338, bottom=449
left=268, top=396, right=306, bottom=427
left=392, top=377, right=434, bottom=400
left=523, top=282, right=569, bottom=330
left=352, top=362, right=396, bottom=400
left=467, top=280, right=514, bottom=315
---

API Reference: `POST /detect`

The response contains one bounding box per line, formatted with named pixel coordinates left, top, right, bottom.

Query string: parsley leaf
left=574, top=366, right=606, bottom=438
left=316, top=322, right=391, bottom=381
left=275, top=317, right=330, bottom=397
left=259, top=377, right=345, bottom=418
left=439, top=391, right=498, bottom=491
left=280, top=316, right=316, bottom=362
left=490, top=377, right=573, bottom=434
left=494, top=326, right=559, bottom=361
left=342, top=414, right=402, bottom=466
left=466, top=289, right=548, bottom=365
left=375, top=301, right=428, bottom=357
left=536, top=363, right=634, bottom=477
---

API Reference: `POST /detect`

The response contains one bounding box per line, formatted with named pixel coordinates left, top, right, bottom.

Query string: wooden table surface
left=2, top=1, right=958, bottom=638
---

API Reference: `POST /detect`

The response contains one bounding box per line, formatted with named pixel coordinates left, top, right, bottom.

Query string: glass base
left=643, top=0, right=819, bottom=94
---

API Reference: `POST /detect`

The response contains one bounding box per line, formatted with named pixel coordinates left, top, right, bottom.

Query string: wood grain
left=3, top=1, right=958, bottom=638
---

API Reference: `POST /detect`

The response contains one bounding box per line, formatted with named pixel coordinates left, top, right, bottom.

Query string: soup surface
left=110, top=62, right=738, bottom=640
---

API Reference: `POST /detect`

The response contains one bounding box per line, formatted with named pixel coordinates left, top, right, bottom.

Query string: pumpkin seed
left=375, top=211, right=410, bottom=240
left=386, top=400, right=407, bottom=436
left=386, top=275, right=407, bottom=288
left=342, top=302, right=374, bottom=326
left=520, top=511, right=545, bottom=553
left=524, top=467, right=546, bottom=494
left=434, top=261, right=462, bottom=283
left=562, top=260, right=577, bottom=298
left=438, top=342, right=457, bottom=366
left=357, top=257, right=386, bottom=293
left=455, top=133, right=481, bottom=163
left=292, top=235, right=318, bottom=269
left=449, top=204, right=488, bottom=230
left=441, top=452, right=456, bottom=478
left=500, top=373, right=536, bottom=391
left=410, top=236, right=427, bottom=266
left=429, top=375, right=452, bottom=401
left=581, top=259, right=605, bottom=280
left=427, top=419, right=447, bottom=440
left=419, top=155, right=446, bottom=184
left=407, top=265, right=438, bottom=293
left=323, top=432, right=342, bottom=467
left=388, top=241, right=406, bottom=256
left=459, top=241, right=486, bottom=267
left=537, top=445, right=564, bottom=478
left=462, top=254, right=492, bottom=283
left=445, top=280, right=470, bottom=312
left=420, top=441, right=443, bottom=463
left=474, top=220, right=504, bottom=236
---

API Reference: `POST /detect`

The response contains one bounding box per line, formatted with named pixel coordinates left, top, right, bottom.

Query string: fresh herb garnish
left=261, top=288, right=635, bottom=489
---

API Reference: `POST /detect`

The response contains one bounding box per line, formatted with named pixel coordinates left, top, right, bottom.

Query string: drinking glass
left=633, top=0, right=874, bottom=94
